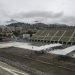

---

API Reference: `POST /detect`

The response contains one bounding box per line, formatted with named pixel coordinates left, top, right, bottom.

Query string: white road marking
left=0, top=65, right=29, bottom=75
left=0, top=65, right=18, bottom=75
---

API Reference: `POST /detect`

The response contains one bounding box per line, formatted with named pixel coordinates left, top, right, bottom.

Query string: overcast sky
left=0, top=0, right=75, bottom=25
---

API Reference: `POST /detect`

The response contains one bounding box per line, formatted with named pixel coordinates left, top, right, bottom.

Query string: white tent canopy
left=36, top=43, right=62, bottom=51
left=49, top=45, right=75, bottom=55
left=0, top=42, right=62, bottom=51
left=14, top=43, right=62, bottom=51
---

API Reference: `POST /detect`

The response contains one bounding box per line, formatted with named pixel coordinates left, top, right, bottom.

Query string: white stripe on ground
left=0, top=65, right=29, bottom=75
left=0, top=65, right=18, bottom=75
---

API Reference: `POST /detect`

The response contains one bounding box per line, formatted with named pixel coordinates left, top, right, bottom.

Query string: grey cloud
left=52, top=12, right=63, bottom=18
left=10, top=11, right=75, bottom=26
left=12, top=11, right=64, bottom=19
left=61, top=16, right=75, bottom=25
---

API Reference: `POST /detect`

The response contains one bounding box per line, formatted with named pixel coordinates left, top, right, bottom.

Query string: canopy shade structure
left=35, top=43, right=62, bottom=51
left=49, top=45, right=75, bottom=55
left=0, top=42, right=62, bottom=51
left=14, top=43, right=62, bottom=51
left=0, top=42, right=14, bottom=48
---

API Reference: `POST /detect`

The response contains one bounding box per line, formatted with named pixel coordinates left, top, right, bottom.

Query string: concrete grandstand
left=31, top=29, right=75, bottom=45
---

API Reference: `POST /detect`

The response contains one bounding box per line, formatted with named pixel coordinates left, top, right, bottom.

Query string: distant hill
left=7, top=22, right=30, bottom=27
left=7, top=22, right=74, bottom=30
